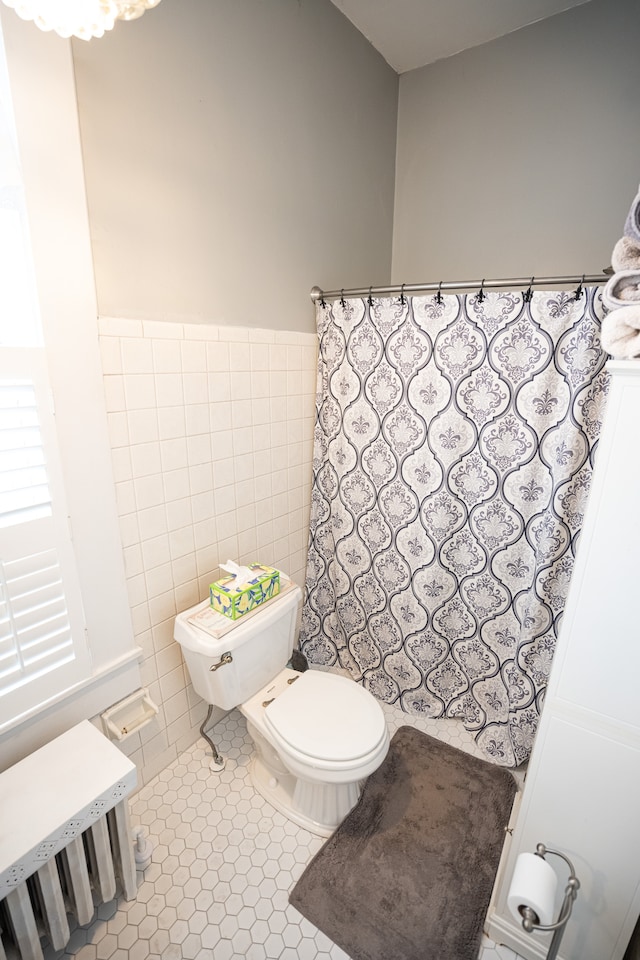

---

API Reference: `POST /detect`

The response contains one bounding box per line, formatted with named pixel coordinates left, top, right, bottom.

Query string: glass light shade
left=1, top=0, right=161, bottom=40
left=115, top=0, right=161, bottom=21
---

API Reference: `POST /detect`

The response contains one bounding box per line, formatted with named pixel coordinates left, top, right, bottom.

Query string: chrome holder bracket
left=518, top=844, right=580, bottom=960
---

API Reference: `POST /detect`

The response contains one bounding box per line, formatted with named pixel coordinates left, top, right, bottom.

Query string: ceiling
left=328, top=0, right=592, bottom=73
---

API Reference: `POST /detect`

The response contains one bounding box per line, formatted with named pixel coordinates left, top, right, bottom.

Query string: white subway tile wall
left=98, top=318, right=318, bottom=787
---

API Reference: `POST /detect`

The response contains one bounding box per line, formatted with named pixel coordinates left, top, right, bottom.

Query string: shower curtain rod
left=309, top=273, right=609, bottom=303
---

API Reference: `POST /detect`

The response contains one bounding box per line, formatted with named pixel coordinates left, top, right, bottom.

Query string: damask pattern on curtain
left=300, top=288, right=608, bottom=767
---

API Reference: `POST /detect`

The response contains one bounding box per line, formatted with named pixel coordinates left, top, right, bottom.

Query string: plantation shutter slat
left=0, top=380, right=52, bottom=529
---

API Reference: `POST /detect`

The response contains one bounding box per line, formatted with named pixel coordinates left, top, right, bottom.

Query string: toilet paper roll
left=507, top=852, right=558, bottom=927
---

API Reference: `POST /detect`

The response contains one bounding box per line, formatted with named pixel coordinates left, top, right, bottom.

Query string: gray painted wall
left=74, top=0, right=640, bottom=326
left=72, top=0, right=398, bottom=333
left=392, top=0, right=640, bottom=285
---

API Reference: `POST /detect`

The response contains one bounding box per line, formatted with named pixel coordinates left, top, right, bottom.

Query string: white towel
left=603, top=270, right=640, bottom=310
left=624, top=186, right=640, bottom=245
left=600, top=305, right=640, bottom=358
left=612, top=235, right=640, bottom=272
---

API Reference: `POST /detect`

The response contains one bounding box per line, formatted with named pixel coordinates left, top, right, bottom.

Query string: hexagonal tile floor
left=44, top=700, right=526, bottom=960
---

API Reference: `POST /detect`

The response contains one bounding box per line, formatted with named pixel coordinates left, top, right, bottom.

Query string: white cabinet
left=487, top=361, right=640, bottom=960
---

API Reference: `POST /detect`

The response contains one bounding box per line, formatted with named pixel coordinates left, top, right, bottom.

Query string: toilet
left=174, top=580, right=389, bottom=836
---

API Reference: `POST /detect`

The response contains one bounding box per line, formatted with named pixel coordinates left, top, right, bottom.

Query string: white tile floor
left=44, top=697, right=526, bottom=960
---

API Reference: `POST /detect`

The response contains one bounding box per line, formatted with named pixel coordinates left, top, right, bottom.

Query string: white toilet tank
left=174, top=583, right=302, bottom=710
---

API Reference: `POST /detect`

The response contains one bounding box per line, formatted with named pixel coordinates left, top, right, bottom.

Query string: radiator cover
left=0, top=720, right=138, bottom=959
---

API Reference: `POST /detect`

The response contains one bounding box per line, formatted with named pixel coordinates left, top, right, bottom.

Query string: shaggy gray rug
left=289, top=725, right=517, bottom=960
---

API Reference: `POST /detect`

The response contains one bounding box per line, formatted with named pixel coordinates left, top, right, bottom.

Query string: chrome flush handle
left=209, top=652, right=233, bottom=672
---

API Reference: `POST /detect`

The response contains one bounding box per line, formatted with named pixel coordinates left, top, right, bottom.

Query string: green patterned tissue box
left=209, top=564, right=280, bottom=620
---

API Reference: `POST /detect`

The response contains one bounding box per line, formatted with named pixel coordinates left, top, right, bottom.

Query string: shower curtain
left=300, top=287, right=608, bottom=766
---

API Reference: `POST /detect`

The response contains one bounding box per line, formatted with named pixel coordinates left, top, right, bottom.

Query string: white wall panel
left=488, top=362, right=640, bottom=960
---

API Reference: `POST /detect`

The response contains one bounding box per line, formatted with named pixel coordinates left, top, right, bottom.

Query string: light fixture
left=1, top=0, right=161, bottom=41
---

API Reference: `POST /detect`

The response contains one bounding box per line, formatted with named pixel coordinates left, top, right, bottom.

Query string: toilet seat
left=263, top=670, right=388, bottom=768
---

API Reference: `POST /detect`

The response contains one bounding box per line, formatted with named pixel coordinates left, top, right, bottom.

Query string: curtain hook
left=400, top=283, right=406, bottom=305
left=523, top=276, right=534, bottom=303
left=435, top=280, right=443, bottom=305
left=319, top=289, right=327, bottom=309
left=477, top=278, right=486, bottom=303
left=573, top=275, right=585, bottom=301
left=340, top=288, right=346, bottom=308
left=367, top=286, right=374, bottom=307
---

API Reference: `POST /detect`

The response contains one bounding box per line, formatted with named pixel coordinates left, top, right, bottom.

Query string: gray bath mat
left=289, top=725, right=517, bottom=960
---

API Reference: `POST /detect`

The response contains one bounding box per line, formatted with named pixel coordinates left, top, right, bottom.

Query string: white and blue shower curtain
left=300, top=288, right=609, bottom=766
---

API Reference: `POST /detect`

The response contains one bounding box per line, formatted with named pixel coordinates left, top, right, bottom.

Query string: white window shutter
left=0, top=378, right=51, bottom=527
left=0, top=351, right=90, bottom=730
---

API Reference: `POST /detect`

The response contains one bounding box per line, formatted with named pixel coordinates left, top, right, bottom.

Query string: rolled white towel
left=624, top=185, right=640, bottom=245
left=612, top=235, right=640, bottom=272
left=603, top=270, right=640, bottom=310
left=600, top=306, right=640, bottom=358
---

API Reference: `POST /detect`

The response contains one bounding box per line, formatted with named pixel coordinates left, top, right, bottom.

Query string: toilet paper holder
left=514, top=843, right=580, bottom=960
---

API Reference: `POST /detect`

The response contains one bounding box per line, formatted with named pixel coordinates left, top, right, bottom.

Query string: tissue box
left=209, top=564, right=280, bottom=620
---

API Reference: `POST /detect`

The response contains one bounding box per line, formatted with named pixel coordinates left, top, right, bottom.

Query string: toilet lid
left=263, top=671, right=387, bottom=763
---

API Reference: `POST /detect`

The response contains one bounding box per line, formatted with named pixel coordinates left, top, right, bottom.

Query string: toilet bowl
left=174, top=580, right=389, bottom=836
left=241, top=667, right=389, bottom=835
